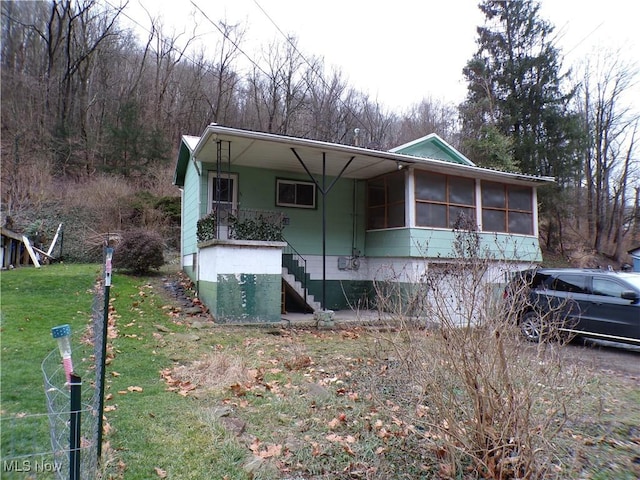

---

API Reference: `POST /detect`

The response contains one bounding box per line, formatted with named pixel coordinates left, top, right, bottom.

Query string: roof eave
left=173, top=136, right=199, bottom=187
left=191, top=124, right=555, bottom=186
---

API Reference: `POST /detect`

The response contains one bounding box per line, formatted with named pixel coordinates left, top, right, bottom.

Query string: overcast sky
left=121, top=0, right=640, bottom=113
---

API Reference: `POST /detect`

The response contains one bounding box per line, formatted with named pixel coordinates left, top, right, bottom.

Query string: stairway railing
left=282, top=238, right=308, bottom=307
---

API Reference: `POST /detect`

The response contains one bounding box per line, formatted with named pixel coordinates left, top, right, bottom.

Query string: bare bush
left=141, top=164, right=182, bottom=198
left=114, top=229, right=165, bottom=275
left=62, top=174, right=135, bottom=232
left=365, top=230, right=585, bottom=479
left=1, top=158, right=56, bottom=221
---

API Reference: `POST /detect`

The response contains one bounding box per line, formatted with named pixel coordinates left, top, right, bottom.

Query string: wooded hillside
left=2, top=0, right=638, bottom=265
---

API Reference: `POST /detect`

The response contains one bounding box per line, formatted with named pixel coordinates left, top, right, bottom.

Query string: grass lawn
left=2, top=264, right=639, bottom=479
left=1, top=263, right=99, bottom=475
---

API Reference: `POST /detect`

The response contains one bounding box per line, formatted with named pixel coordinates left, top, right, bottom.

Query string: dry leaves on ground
left=249, top=438, right=283, bottom=459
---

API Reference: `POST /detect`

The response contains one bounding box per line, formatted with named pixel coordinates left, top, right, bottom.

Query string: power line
left=99, top=0, right=214, bottom=75
left=105, top=0, right=372, bottom=139
left=251, top=0, right=325, bottom=86
left=564, top=21, right=604, bottom=56
left=250, top=0, right=370, bottom=132
left=189, top=0, right=273, bottom=79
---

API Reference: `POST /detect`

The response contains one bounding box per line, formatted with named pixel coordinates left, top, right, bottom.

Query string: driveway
left=561, top=338, right=640, bottom=380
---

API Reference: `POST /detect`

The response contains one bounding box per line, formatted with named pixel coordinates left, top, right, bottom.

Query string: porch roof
left=174, top=124, right=555, bottom=187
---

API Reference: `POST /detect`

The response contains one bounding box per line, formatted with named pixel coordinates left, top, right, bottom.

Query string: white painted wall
left=199, top=241, right=285, bottom=281
left=303, top=254, right=535, bottom=284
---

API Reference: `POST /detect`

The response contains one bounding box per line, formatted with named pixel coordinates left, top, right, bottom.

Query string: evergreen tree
left=105, top=101, right=170, bottom=176
left=460, top=0, right=583, bottom=182
left=106, top=101, right=143, bottom=176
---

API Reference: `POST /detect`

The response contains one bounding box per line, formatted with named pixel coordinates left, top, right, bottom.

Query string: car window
left=552, top=275, right=588, bottom=293
left=531, top=272, right=553, bottom=289
left=618, top=274, right=640, bottom=290
left=592, top=278, right=626, bottom=298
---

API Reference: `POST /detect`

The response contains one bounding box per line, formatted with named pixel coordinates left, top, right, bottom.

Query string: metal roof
left=176, top=124, right=555, bottom=186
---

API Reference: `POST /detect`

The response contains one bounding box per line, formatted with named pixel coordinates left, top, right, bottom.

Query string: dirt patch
left=171, top=352, right=252, bottom=392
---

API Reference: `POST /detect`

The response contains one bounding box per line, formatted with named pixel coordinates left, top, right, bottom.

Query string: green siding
left=306, top=279, right=374, bottom=311
left=198, top=274, right=281, bottom=323
left=197, top=278, right=217, bottom=312
left=366, top=228, right=542, bottom=262
left=185, top=263, right=197, bottom=283
left=200, top=165, right=367, bottom=256
left=397, top=143, right=461, bottom=163
left=364, top=229, right=414, bottom=257
left=182, top=162, right=201, bottom=258
left=305, top=279, right=425, bottom=312
left=394, top=137, right=472, bottom=165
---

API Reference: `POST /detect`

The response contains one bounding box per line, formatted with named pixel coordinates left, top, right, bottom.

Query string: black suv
left=505, top=268, right=640, bottom=346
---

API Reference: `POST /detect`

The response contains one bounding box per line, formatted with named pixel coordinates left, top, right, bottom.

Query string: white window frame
left=207, top=171, right=238, bottom=214
left=276, top=178, right=317, bottom=209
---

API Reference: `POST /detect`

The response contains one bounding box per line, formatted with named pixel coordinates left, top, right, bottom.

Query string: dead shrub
left=1, top=158, right=57, bottom=219
left=2, top=159, right=181, bottom=262
left=63, top=174, right=135, bottom=232
left=365, top=229, right=585, bottom=479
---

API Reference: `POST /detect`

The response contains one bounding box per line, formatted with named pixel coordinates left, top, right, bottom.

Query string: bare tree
left=301, top=65, right=361, bottom=144
left=244, top=36, right=309, bottom=135
left=2, top=0, right=125, bottom=175
left=358, top=96, right=396, bottom=150
left=390, top=97, right=459, bottom=148
left=207, top=21, right=244, bottom=126
left=146, top=17, right=201, bottom=132
left=612, top=123, right=638, bottom=261
left=578, top=50, right=639, bottom=254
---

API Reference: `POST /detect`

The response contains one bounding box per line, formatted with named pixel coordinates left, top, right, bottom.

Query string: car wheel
left=520, top=311, right=542, bottom=342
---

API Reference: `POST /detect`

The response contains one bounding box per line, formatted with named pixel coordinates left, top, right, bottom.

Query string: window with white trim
left=276, top=179, right=316, bottom=208
left=208, top=172, right=238, bottom=215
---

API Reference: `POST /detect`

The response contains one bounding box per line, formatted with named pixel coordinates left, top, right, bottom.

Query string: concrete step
left=282, top=268, right=321, bottom=311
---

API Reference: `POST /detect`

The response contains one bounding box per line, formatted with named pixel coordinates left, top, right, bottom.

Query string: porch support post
left=215, top=140, right=222, bottom=238
left=290, top=148, right=355, bottom=310
left=322, top=153, right=326, bottom=309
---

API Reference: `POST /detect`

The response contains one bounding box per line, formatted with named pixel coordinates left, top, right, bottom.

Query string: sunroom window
left=367, top=171, right=405, bottom=229
left=481, top=182, right=533, bottom=234
left=414, top=172, right=476, bottom=228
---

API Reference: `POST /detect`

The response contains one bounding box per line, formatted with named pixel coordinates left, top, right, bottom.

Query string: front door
left=208, top=172, right=238, bottom=239
left=586, top=276, right=638, bottom=341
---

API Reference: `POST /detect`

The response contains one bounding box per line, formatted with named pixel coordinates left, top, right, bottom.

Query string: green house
left=174, top=124, right=553, bottom=323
